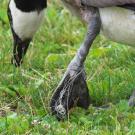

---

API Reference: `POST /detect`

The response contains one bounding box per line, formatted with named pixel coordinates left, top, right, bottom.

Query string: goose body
left=62, top=0, right=135, bottom=46
left=100, top=7, right=135, bottom=46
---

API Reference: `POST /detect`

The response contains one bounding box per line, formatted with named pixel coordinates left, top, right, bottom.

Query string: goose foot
left=50, top=68, right=91, bottom=120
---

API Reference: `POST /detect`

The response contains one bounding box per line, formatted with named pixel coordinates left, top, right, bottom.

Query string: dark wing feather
left=7, top=1, right=19, bottom=41
left=7, top=1, right=15, bottom=34
left=7, top=1, right=12, bottom=26
left=119, top=4, right=135, bottom=11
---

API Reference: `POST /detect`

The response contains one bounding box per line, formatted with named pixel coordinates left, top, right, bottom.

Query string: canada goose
left=50, top=0, right=135, bottom=120
left=8, top=0, right=46, bottom=66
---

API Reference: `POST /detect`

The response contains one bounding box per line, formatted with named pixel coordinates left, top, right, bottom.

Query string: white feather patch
left=100, top=7, right=135, bottom=46
left=9, top=0, right=45, bottom=40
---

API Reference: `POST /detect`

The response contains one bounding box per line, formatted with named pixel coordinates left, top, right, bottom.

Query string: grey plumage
left=81, top=0, right=135, bottom=7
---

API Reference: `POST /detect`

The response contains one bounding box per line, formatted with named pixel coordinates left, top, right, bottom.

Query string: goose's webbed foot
left=50, top=67, right=91, bottom=120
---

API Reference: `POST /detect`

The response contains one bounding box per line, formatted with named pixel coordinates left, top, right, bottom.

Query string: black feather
left=14, top=0, right=47, bottom=12
left=119, top=4, right=135, bottom=11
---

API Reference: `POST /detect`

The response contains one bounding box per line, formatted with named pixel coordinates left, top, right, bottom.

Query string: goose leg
left=50, top=7, right=101, bottom=120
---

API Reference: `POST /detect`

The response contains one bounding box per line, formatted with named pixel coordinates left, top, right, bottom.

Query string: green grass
left=0, top=0, right=135, bottom=134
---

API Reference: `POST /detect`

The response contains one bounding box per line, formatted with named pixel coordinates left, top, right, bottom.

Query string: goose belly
left=99, top=7, right=135, bottom=46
